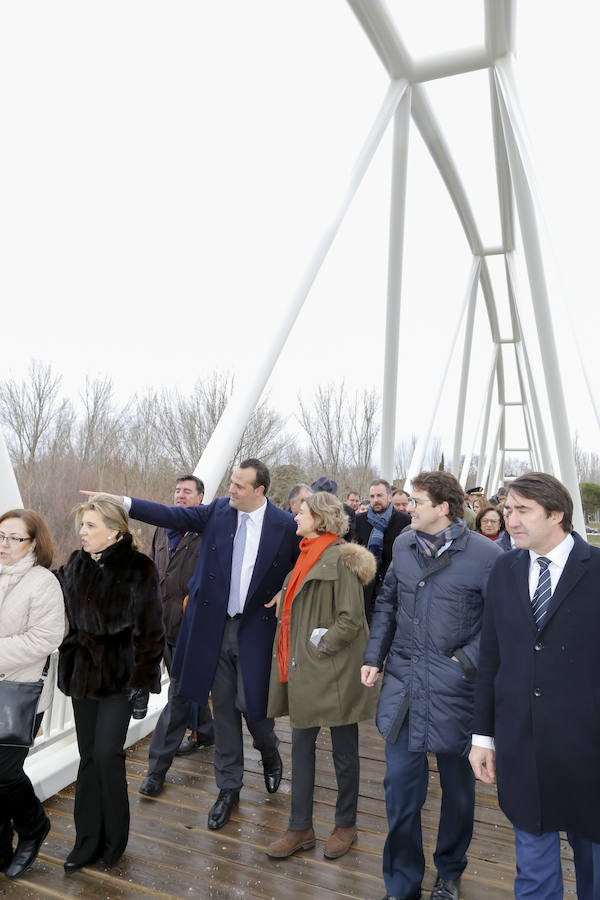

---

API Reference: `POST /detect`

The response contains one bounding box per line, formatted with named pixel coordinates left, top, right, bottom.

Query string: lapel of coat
left=539, top=533, right=590, bottom=632
left=509, top=549, right=538, bottom=632
left=247, top=500, right=283, bottom=603
left=217, top=500, right=237, bottom=586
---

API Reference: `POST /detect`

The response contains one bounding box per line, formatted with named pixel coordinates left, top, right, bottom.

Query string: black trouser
left=70, top=694, right=132, bottom=865
left=148, top=642, right=214, bottom=777
left=212, top=617, right=278, bottom=791
left=0, top=713, right=46, bottom=860
left=289, top=723, right=359, bottom=831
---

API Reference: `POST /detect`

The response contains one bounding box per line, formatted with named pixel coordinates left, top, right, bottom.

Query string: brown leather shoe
left=265, top=828, right=315, bottom=859
left=323, top=825, right=358, bottom=859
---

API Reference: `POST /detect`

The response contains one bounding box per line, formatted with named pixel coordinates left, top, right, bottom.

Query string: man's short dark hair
left=391, top=488, right=409, bottom=500
left=508, top=472, right=573, bottom=533
left=288, top=483, right=312, bottom=504
left=176, top=474, right=204, bottom=494
left=411, top=471, right=465, bottom=521
left=345, top=489, right=359, bottom=499
left=239, top=458, right=270, bottom=494
left=370, top=479, right=392, bottom=494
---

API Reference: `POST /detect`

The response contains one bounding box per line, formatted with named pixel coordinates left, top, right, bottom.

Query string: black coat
left=152, top=528, right=202, bottom=645
left=355, top=507, right=411, bottom=619
left=57, top=535, right=165, bottom=699
left=473, top=533, right=600, bottom=841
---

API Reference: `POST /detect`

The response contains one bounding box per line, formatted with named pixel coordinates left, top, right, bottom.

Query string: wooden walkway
left=3, top=720, right=577, bottom=899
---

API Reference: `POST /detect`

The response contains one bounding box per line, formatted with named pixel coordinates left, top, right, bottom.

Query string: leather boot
left=323, top=824, right=358, bottom=859
left=265, top=828, right=315, bottom=858
left=5, top=815, right=50, bottom=879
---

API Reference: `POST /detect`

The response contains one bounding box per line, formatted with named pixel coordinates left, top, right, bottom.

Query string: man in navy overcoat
left=89, top=458, right=299, bottom=830
left=470, top=472, right=600, bottom=900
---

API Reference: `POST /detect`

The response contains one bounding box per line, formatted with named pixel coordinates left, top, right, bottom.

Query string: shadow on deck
left=3, top=720, right=576, bottom=899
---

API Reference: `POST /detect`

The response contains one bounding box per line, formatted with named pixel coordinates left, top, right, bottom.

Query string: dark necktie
left=531, top=556, right=551, bottom=628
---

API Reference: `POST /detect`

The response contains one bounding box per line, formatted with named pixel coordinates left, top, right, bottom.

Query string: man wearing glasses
left=361, top=471, right=501, bottom=900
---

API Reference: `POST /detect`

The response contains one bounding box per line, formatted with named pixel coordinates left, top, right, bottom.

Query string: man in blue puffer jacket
left=362, top=471, right=501, bottom=900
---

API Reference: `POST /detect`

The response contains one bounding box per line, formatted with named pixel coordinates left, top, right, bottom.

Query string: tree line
left=5, top=362, right=595, bottom=563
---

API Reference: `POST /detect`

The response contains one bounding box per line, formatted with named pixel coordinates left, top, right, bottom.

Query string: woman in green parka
left=265, top=491, right=377, bottom=861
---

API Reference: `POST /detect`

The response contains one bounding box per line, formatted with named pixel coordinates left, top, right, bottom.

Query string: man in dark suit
left=355, top=478, right=410, bottom=623
left=138, top=474, right=214, bottom=799
left=85, top=458, right=299, bottom=831
left=470, top=472, right=600, bottom=899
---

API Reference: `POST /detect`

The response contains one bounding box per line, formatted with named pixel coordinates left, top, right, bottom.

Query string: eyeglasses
left=408, top=497, right=432, bottom=509
left=0, top=533, right=33, bottom=545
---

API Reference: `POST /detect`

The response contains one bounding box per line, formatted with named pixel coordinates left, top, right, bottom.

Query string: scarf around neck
left=0, top=549, right=36, bottom=608
left=413, top=518, right=468, bottom=559
left=277, top=532, right=339, bottom=683
left=367, top=502, right=394, bottom=563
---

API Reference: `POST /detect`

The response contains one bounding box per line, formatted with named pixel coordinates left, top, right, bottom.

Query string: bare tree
left=297, top=383, right=350, bottom=479
left=394, top=435, right=418, bottom=482
left=0, top=361, right=72, bottom=471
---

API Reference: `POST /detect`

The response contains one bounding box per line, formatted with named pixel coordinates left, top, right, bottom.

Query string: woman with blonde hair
left=266, top=491, right=377, bottom=861
left=58, top=495, right=164, bottom=873
left=0, top=509, right=65, bottom=879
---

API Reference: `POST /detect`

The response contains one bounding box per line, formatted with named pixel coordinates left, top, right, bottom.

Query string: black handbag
left=0, top=656, right=50, bottom=748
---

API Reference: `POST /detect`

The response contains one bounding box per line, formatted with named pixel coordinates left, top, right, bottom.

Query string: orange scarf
left=277, top=532, right=338, bottom=683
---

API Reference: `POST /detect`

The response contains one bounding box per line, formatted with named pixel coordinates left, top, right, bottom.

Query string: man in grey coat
left=362, top=471, right=501, bottom=900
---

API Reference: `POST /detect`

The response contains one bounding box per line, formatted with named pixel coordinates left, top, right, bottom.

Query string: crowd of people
left=1, top=460, right=598, bottom=900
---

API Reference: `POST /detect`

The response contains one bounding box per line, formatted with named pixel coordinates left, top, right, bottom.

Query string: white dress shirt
left=472, top=532, right=575, bottom=750
left=235, top=501, right=267, bottom=612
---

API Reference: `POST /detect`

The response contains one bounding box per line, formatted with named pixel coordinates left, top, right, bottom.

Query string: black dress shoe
left=430, top=876, right=459, bottom=900
left=64, top=855, right=100, bottom=874
left=5, top=816, right=50, bottom=879
left=176, top=734, right=215, bottom=756
left=262, top=749, right=282, bottom=793
left=0, top=846, right=14, bottom=873
left=139, top=772, right=165, bottom=797
left=207, top=789, right=239, bottom=830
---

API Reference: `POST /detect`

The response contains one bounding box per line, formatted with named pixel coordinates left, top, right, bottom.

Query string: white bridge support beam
left=0, top=435, right=22, bottom=513
left=495, top=59, right=585, bottom=534
left=381, top=87, right=411, bottom=481
left=194, top=78, right=408, bottom=500
left=452, top=258, right=481, bottom=476
left=406, top=259, right=479, bottom=486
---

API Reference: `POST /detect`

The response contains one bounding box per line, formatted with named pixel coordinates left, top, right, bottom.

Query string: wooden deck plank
left=3, top=719, right=575, bottom=898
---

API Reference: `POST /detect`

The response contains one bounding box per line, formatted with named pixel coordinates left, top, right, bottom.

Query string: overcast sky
left=1, top=1, right=598, bottom=468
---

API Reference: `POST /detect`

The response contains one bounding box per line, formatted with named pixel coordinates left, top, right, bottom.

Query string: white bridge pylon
left=190, top=0, right=587, bottom=534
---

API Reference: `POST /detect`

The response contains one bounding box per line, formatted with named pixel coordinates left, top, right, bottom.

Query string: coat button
left=412, top=656, right=418, bottom=662
left=209, top=573, right=215, bottom=579
left=534, top=642, right=543, bottom=651
left=414, top=618, right=419, bottom=625
left=418, top=581, right=425, bottom=587
left=211, top=545, right=216, bottom=550
left=272, top=561, right=279, bottom=567
left=533, top=687, right=542, bottom=697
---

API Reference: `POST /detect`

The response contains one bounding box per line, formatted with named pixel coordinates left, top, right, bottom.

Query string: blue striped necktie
left=227, top=513, right=249, bottom=617
left=531, top=556, right=552, bottom=627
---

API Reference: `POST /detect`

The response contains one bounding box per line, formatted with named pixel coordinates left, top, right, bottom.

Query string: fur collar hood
left=337, top=541, right=377, bottom=585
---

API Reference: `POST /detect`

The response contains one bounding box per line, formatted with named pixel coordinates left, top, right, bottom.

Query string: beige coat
left=267, top=541, right=379, bottom=728
left=0, top=560, right=66, bottom=712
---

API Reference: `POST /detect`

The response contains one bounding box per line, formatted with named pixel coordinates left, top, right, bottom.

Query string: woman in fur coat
left=266, top=491, right=377, bottom=861
left=0, top=509, right=65, bottom=879
left=58, top=495, right=164, bottom=873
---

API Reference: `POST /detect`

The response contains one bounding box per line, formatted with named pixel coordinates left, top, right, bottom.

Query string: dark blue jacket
left=473, top=533, right=600, bottom=842
left=129, top=497, right=299, bottom=722
left=365, top=526, right=501, bottom=755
